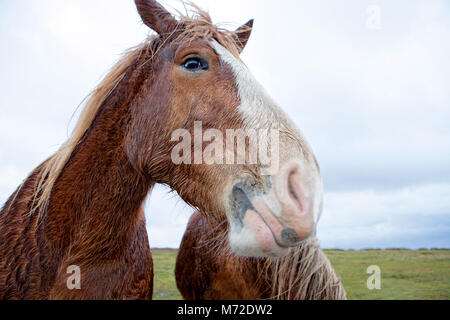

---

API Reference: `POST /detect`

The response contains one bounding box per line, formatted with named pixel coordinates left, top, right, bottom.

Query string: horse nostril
left=232, top=186, right=252, bottom=208
left=281, top=228, right=301, bottom=246
left=288, top=180, right=299, bottom=201
left=232, top=186, right=255, bottom=221
left=288, top=170, right=304, bottom=212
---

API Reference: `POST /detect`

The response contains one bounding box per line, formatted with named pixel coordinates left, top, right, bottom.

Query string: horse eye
left=182, top=58, right=209, bottom=72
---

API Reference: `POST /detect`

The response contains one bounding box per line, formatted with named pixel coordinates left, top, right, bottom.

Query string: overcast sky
left=1, top=0, right=449, bottom=249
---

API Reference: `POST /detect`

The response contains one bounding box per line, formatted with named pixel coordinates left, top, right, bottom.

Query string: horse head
left=131, top=0, right=323, bottom=258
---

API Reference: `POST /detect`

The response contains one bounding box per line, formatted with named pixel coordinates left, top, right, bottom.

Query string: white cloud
left=318, top=184, right=450, bottom=249
left=0, top=165, right=28, bottom=203
left=145, top=186, right=194, bottom=248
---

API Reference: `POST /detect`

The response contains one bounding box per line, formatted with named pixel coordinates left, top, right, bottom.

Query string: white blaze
left=211, top=41, right=324, bottom=257
left=211, top=41, right=292, bottom=132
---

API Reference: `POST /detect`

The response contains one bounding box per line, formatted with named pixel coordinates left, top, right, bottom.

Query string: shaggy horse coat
left=176, top=212, right=346, bottom=300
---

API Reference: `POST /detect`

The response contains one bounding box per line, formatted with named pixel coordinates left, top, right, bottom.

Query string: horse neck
left=44, top=59, right=155, bottom=260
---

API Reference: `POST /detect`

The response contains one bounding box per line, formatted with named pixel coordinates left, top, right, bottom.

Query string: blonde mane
left=266, top=239, right=347, bottom=300
left=28, top=4, right=244, bottom=217
left=30, top=43, right=146, bottom=216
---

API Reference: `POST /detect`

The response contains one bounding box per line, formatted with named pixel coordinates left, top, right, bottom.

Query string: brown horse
left=1, top=0, right=323, bottom=299
left=176, top=212, right=346, bottom=300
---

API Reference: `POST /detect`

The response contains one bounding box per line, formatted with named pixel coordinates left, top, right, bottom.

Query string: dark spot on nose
left=281, top=228, right=301, bottom=245
left=232, top=186, right=255, bottom=222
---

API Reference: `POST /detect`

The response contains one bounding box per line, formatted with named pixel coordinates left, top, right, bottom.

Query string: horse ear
left=235, top=19, right=254, bottom=53
left=135, top=0, right=178, bottom=36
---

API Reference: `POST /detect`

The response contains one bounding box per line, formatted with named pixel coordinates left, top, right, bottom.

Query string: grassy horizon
left=152, top=249, right=450, bottom=300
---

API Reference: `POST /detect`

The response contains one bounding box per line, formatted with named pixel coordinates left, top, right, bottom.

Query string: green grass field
left=152, top=249, right=450, bottom=300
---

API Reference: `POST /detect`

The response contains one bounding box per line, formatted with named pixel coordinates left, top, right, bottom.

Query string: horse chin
left=228, top=210, right=290, bottom=258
